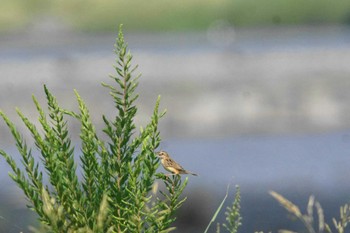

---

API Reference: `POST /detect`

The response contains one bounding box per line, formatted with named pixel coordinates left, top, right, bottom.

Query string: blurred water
left=1, top=131, right=350, bottom=232
left=163, top=131, right=350, bottom=203
left=2, top=130, right=348, bottom=190
left=163, top=131, right=350, bottom=232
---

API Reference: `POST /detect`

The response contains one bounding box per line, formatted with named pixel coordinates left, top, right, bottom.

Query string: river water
left=1, top=131, right=350, bottom=232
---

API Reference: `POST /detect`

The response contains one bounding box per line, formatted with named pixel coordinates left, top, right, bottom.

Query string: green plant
left=0, top=25, right=187, bottom=233
left=222, top=186, right=242, bottom=233
left=270, top=191, right=350, bottom=233
left=204, top=184, right=242, bottom=233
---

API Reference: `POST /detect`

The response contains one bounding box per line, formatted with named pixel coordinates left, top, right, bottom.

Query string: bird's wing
left=167, top=158, right=184, bottom=170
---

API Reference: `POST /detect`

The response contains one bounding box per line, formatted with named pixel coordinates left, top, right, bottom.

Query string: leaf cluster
left=204, top=185, right=242, bottom=233
left=0, top=25, right=187, bottom=233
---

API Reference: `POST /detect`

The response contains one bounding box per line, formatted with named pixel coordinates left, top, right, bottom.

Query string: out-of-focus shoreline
left=1, top=25, right=350, bottom=143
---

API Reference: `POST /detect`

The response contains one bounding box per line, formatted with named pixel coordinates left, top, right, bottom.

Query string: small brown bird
left=157, top=151, right=198, bottom=176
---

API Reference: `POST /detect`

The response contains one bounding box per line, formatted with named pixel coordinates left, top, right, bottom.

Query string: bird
left=157, top=151, right=198, bottom=176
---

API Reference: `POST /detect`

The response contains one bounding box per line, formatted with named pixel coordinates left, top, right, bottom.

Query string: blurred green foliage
left=1, top=0, right=350, bottom=33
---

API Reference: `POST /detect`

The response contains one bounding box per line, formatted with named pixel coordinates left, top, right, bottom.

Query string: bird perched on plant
left=157, top=151, right=198, bottom=176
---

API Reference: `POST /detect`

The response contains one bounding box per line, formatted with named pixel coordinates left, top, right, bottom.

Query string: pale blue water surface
left=2, top=131, right=349, bottom=232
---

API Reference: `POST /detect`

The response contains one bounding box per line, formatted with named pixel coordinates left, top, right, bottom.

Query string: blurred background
left=1, top=0, right=350, bottom=232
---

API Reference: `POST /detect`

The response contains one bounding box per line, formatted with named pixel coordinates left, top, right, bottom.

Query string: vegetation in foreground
left=1, top=24, right=184, bottom=232
left=0, top=25, right=241, bottom=233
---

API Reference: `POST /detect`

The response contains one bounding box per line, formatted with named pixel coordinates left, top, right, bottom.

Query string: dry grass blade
left=324, top=223, right=333, bottom=233
left=204, top=184, right=230, bottom=233
left=278, top=230, right=298, bottom=233
left=307, top=195, right=315, bottom=223
left=269, top=191, right=302, bottom=218
left=315, top=201, right=325, bottom=232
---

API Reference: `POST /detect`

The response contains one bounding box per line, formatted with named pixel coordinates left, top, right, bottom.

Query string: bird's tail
left=186, top=170, right=198, bottom=176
